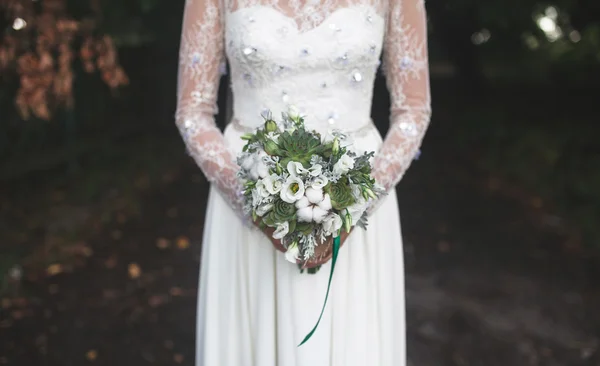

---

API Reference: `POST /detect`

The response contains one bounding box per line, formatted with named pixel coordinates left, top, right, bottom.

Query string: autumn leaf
left=437, top=241, right=451, bottom=253
left=169, top=287, right=183, bottom=296
left=111, top=230, right=122, bottom=240
left=166, top=207, right=179, bottom=218
left=148, top=295, right=167, bottom=307
left=156, top=238, right=170, bottom=249
left=176, top=236, right=190, bottom=250
left=173, top=354, right=184, bottom=363
left=116, top=213, right=127, bottom=224
left=86, top=350, right=98, bottom=361
left=128, top=263, right=141, bottom=279
left=105, top=255, right=118, bottom=269
left=47, top=264, right=63, bottom=276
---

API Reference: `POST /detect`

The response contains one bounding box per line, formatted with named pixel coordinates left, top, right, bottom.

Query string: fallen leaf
left=81, top=245, right=93, bottom=257
left=116, top=213, right=127, bottom=224
left=111, top=230, right=122, bottom=240
left=437, top=241, right=451, bottom=253
left=169, top=287, right=183, bottom=296
left=156, top=238, right=170, bottom=249
left=164, top=340, right=174, bottom=349
left=105, top=256, right=118, bottom=269
left=48, top=284, right=59, bottom=294
left=135, top=175, right=151, bottom=189
left=167, top=207, right=179, bottom=218
left=176, top=236, right=190, bottom=250
left=46, top=264, right=63, bottom=276
left=128, top=263, right=141, bottom=279
left=86, top=350, right=98, bottom=361
left=530, top=197, right=543, bottom=209
left=51, top=190, right=66, bottom=202
left=103, top=289, right=118, bottom=300
left=1, top=299, right=11, bottom=309
left=163, top=266, right=174, bottom=276
left=11, top=310, right=24, bottom=320
left=148, top=295, right=168, bottom=307
left=487, top=177, right=500, bottom=191
left=173, top=354, right=184, bottom=363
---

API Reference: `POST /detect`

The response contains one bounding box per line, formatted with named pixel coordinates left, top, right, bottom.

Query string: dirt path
left=1, top=138, right=599, bottom=366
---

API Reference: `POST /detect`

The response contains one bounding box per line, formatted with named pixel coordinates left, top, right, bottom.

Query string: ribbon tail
left=298, top=235, right=340, bottom=347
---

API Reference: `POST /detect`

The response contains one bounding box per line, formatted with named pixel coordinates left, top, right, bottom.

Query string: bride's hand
left=300, top=229, right=352, bottom=269
left=254, top=220, right=287, bottom=253
left=254, top=220, right=351, bottom=268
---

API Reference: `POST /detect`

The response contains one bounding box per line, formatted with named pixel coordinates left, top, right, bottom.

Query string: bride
left=175, top=0, right=431, bottom=364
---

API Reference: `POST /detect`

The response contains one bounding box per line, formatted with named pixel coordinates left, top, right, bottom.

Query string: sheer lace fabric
left=175, top=0, right=431, bottom=217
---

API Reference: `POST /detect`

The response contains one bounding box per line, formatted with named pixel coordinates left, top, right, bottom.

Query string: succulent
left=325, top=179, right=356, bottom=210
left=264, top=198, right=297, bottom=226
left=277, top=128, right=328, bottom=167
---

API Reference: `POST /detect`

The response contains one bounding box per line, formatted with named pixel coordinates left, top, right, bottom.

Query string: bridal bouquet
left=237, top=106, right=384, bottom=345
left=237, top=107, right=383, bottom=269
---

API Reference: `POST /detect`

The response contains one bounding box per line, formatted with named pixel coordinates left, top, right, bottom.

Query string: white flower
left=308, top=164, right=322, bottom=177
left=262, top=174, right=282, bottom=195
left=288, top=105, right=301, bottom=119
left=310, top=175, right=329, bottom=189
left=240, top=154, right=255, bottom=171
left=345, top=198, right=369, bottom=226
left=285, top=241, right=300, bottom=263
left=251, top=189, right=262, bottom=207
left=333, top=153, right=355, bottom=175
left=244, top=150, right=270, bottom=180
left=255, top=202, right=273, bottom=217
left=280, top=176, right=305, bottom=203
left=296, top=193, right=332, bottom=223
left=322, top=213, right=343, bottom=236
left=287, top=161, right=309, bottom=177
left=273, top=221, right=289, bottom=240
left=255, top=180, right=271, bottom=198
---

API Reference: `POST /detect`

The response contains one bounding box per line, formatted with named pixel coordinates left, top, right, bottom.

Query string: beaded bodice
left=175, top=0, right=431, bottom=216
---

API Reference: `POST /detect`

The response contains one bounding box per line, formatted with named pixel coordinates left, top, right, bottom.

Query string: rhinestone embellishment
left=400, top=56, right=413, bottom=69
left=399, top=121, right=418, bottom=136
left=243, top=47, right=256, bottom=56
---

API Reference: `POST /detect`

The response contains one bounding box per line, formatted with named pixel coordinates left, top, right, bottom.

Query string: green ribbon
left=298, top=235, right=341, bottom=347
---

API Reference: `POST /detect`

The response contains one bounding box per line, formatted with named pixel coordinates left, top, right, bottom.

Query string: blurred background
left=1, top=0, right=599, bottom=365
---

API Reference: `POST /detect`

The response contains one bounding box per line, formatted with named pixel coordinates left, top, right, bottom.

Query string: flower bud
left=332, top=137, right=340, bottom=155
left=264, top=140, right=281, bottom=155
left=344, top=211, right=352, bottom=233
left=264, top=119, right=278, bottom=133
left=241, top=133, right=254, bottom=140
left=366, top=188, right=377, bottom=199
left=276, top=162, right=283, bottom=175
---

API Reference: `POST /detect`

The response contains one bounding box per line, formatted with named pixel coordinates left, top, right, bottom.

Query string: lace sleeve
left=175, top=0, right=245, bottom=216
left=372, top=0, right=432, bottom=195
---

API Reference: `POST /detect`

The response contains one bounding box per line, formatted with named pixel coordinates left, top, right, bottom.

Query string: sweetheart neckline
left=226, top=4, right=385, bottom=35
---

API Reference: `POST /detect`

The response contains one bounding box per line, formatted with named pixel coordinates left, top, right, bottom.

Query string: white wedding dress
left=175, top=0, right=431, bottom=364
